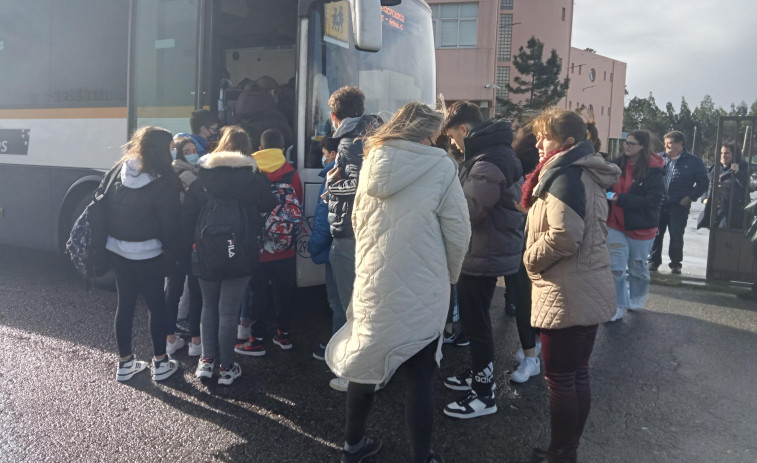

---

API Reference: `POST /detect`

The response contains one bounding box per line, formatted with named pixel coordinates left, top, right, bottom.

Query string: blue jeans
left=326, top=262, right=346, bottom=334
left=608, top=228, right=654, bottom=310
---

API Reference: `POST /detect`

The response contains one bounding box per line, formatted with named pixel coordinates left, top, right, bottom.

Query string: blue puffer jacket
left=661, top=150, right=709, bottom=207
left=308, top=161, right=335, bottom=264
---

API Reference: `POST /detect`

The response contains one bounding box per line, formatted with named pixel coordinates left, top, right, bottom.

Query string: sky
left=571, top=0, right=757, bottom=112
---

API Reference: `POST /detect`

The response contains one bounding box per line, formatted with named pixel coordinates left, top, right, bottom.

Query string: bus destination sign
left=382, top=6, right=405, bottom=31
left=0, top=129, right=30, bottom=155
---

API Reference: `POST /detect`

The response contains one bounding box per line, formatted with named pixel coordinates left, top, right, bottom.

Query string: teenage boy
left=235, top=129, right=303, bottom=356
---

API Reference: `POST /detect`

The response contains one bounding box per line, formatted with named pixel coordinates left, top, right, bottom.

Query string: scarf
left=521, top=143, right=574, bottom=209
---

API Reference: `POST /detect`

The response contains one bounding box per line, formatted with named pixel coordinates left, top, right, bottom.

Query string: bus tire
left=61, top=187, right=116, bottom=292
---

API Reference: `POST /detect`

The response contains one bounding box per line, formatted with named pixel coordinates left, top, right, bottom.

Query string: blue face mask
left=171, top=148, right=177, bottom=160
left=185, top=153, right=199, bottom=166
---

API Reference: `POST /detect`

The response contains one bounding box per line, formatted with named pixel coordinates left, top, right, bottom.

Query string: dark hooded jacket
left=326, top=114, right=382, bottom=238
left=234, top=90, right=294, bottom=149
left=458, top=119, right=525, bottom=277
left=181, top=152, right=278, bottom=260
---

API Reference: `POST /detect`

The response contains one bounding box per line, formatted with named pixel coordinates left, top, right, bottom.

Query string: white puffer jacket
left=326, top=140, right=471, bottom=384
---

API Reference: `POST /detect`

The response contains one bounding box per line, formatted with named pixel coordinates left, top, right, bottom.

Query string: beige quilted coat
left=326, top=140, right=471, bottom=384
left=524, top=141, right=621, bottom=329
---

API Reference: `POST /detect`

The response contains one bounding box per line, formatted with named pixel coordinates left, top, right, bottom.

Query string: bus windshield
left=305, top=0, right=435, bottom=168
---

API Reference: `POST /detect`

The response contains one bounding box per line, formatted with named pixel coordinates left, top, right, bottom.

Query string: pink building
left=429, top=0, right=626, bottom=148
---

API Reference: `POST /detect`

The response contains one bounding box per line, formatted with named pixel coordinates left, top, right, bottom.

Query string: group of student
left=98, top=84, right=677, bottom=463
left=107, top=109, right=302, bottom=387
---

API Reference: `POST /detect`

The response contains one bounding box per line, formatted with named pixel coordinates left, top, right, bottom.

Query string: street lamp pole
left=484, top=83, right=502, bottom=117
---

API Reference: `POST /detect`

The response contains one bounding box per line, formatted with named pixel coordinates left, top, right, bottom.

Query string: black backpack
left=66, top=166, right=119, bottom=289
left=192, top=192, right=255, bottom=281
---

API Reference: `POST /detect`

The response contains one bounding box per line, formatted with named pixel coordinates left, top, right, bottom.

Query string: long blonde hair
left=214, top=125, right=253, bottom=156
left=363, top=102, right=443, bottom=154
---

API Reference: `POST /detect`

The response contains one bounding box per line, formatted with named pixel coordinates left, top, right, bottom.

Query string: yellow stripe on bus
left=0, top=106, right=199, bottom=120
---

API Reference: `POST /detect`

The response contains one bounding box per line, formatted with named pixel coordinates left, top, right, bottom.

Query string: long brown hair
left=618, top=130, right=651, bottom=180
left=214, top=125, right=253, bottom=156
left=363, top=102, right=442, bottom=155
left=120, top=126, right=176, bottom=180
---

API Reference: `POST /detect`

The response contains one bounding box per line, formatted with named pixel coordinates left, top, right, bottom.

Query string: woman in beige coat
left=521, top=109, right=620, bottom=463
left=325, top=103, right=471, bottom=463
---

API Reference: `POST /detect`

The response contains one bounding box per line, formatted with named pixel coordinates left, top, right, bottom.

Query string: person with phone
left=606, top=131, right=665, bottom=321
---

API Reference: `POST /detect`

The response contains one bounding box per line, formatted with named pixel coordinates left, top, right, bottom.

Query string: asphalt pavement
left=1, top=244, right=756, bottom=463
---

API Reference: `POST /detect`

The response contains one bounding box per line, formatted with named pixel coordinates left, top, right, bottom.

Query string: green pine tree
left=496, top=36, right=569, bottom=121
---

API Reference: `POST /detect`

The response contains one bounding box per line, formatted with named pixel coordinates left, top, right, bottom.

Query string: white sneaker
left=152, top=356, right=179, bottom=382
left=187, top=341, right=202, bottom=357
left=116, top=355, right=148, bottom=382
left=218, top=362, right=242, bottom=386
left=329, top=377, right=381, bottom=392
left=609, top=307, right=624, bottom=322
left=329, top=377, right=349, bottom=392
left=166, top=337, right=186, bottom=355
left=195, top=357, right=214, bottom=379
left=237, top=323, right=251, bottom=340
left=510, top=357, right=540, bottom=383
left=515, top=341, right=542, bottom=363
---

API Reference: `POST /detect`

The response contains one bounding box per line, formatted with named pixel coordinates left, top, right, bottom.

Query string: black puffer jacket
left=327, top=114, right=382, bottom=238
left=105, top=161, right=181, bottom=261
left=234, top=90, right=294, bottom=149
left=610, top=153, right=666, bottom=230
left=181, top=152, right=278, bottom=254
left=459, top=119, right=525, bottom=277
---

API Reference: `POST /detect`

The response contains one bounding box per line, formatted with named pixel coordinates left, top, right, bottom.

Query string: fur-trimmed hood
left=197, top=151, right=259, bottom=171
left=196, top=151, right=262, bottom=198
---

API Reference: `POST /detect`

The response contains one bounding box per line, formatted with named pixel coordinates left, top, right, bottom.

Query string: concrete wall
left=565, top=47, right=627, bottom=148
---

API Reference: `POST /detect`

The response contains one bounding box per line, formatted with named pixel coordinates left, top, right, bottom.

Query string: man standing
left=648, top=130, right=708, bottom=274
left=325, top=86, right=381, bottom=392
left=441, top=101, right=524, bottom=419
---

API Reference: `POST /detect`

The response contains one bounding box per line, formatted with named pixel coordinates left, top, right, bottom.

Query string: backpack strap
left=277, top=170, right=296, bottom=185
left=95, top=164, right=122, bottom=201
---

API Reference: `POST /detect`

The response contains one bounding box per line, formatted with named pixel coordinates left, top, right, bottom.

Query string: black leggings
left=345, top=339, right=438, bottom=463
left=505, top=264, right=540, bottom=350
left=111, top=252, right=168, bottom=358
left=165, top=252, right=202, bottom=337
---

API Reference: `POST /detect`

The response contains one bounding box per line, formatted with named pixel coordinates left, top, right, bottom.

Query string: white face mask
left=185, top=153, right=200, bottom=166
left=322, top=155, right=328, bottom=167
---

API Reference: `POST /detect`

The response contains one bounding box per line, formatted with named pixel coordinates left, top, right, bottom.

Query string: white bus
left=0, top=0, right=435, bottom=286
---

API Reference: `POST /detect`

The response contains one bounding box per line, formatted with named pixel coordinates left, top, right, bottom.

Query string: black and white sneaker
left=443, top=390, right=497, bottom=419
left=116, top=355, right=148, bottom=382
left=341, top=436, right=382, bottom=463
left=152, top=356, right=179, bottom=382
left=444, top=369, right=473, bottom=391
left=195, top=357, right=214, bottom=379
left=218, top=362, right=242, bottom=386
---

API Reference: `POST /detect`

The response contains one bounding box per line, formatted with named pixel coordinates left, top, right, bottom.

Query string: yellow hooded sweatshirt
left=252, top=148, right=286, bottom=173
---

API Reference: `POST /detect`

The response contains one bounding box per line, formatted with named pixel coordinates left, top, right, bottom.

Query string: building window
left=571, top=63, right=574, bottom=74
left=562, top=7, right=566, bottom=21
left=601, top=106, right=604, bottom=115
left=569, top=101, right=572, bottom=109
left=578, top=66, right=582, bottom=75
left=589, top=68, right=596, bottom=82
left=430, top=3, right=479, bottom=49
left=494, top=66, right=510, bottom=115
left=608, top=107, right=611, bottom=117
left=603, top=71, right=607, bottom=81
left=588, top=104, right=594, bottom=114
left=500, top=0, right=513, bottom=9
left=497, top=14, right=513, bottom=61
left=610, top=72, right=613, bottom=82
